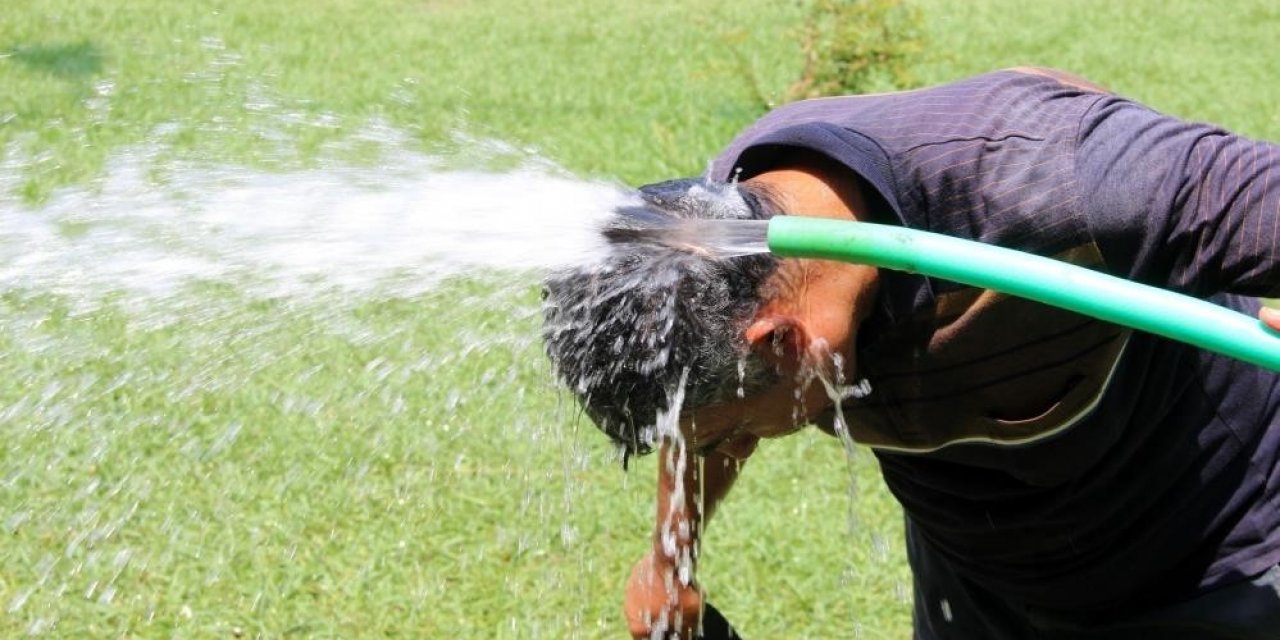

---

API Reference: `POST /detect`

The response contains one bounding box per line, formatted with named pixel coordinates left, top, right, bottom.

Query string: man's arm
left=625, top=436, right=755, bottom=639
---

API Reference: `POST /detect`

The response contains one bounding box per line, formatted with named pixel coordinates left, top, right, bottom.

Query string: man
left=541, top=67, right=1280, bottom=638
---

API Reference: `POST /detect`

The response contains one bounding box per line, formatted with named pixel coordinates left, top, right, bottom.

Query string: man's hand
left=1261, top=306, right=1280, bottom=334
left=624, top=550, right=703, bottom=639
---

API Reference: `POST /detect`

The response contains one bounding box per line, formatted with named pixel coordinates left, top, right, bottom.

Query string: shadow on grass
left=6, top=40, right=104, bottom=80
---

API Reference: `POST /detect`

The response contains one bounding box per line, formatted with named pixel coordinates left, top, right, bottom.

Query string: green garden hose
left=766, top=216, right=1280, bottom=372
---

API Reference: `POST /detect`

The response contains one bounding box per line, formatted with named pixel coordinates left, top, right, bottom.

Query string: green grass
left=1, top=0, right=809, bottom=200
left=2, top=0, right=1279, bottom=638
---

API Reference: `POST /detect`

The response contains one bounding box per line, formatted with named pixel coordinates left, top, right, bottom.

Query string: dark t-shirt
left=709, top=68, right=1280, bottom=611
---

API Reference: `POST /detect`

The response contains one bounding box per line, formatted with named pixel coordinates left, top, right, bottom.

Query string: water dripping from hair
left=653, top=368, right=698, bottom=636
left=815, top=351, right=873, bottom=586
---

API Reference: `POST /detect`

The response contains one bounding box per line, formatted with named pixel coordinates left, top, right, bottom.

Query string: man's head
left=542, top=154, right=880, bottom=460
left=541, top=178, right=780, bottom=457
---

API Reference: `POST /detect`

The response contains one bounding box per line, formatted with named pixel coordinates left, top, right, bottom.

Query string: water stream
left=0, top=135, right=898, bottom=637
left=0, top=145, right=636, bottom=304
left=0, top=138, right=658, bottom=637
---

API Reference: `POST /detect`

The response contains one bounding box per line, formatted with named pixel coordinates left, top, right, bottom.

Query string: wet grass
left=0, top=280, right=630, bottom=637
left=0, top=279, right=902, bottom=637
left=1, top=0, right=1278, bottom=638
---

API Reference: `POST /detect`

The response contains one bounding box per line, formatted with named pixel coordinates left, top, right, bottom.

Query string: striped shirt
left=710, top=68, right=1280, bottom=611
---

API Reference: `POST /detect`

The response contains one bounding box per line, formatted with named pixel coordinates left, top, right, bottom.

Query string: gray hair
left=541, top=178, right=780, bottom=459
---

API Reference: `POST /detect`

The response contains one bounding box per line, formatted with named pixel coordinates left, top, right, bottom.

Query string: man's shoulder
left=735, top=68, right=1107, bottom=136
left=1002, top=66, right=1113, bottom=94
left=709, top=68, right=1108, bottom=184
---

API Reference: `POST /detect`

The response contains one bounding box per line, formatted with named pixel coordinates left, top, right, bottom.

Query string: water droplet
left=26, top=617, right=53, bottom=636
left=7, top=588, right=33, bottom=614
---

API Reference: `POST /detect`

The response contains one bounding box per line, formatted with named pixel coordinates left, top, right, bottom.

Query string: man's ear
left=744, top=315, right=812, bottom=372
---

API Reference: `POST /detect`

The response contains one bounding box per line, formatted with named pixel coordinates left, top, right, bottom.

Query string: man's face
left=672, top=158, right=883, bottom=458
left=676, top=231, right=882, bottom=458
left=681, top=367, right=836, bottom=458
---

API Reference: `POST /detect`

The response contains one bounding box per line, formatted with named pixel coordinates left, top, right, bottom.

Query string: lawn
left=1, top=0, right=1278, bottom=638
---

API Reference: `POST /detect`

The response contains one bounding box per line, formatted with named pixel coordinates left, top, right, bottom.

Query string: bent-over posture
left=543, top=68, right=1280, bottom=639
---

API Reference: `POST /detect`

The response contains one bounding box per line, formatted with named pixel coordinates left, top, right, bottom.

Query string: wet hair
left=541, top=177, right=781, bottom=459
